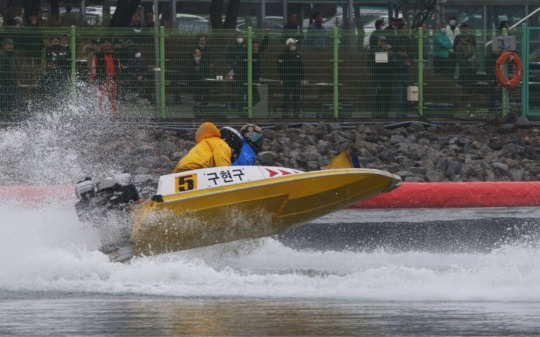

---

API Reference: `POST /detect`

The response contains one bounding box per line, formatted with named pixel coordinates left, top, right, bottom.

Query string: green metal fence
left=0, top=25, right=533, bottom=120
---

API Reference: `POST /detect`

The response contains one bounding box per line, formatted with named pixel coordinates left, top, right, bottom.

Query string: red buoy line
left=351, top=182, right=540, bottom=208
left=2, top=182, right=540, bottom=208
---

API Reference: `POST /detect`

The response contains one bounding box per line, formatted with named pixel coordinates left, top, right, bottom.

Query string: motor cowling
left=75, top=174, right=140, bottom=225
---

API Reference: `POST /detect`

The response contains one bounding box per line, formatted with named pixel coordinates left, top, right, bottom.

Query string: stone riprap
left=133, top=117, right=540, bottom=184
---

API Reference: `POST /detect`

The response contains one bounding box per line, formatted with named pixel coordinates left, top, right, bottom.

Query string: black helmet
left=240, top=124, right=263, bottom=153
left=220, top=126, right=243, bottom=155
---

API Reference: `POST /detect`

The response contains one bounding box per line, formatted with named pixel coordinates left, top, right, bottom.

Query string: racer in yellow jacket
left=172, top=122, right=233, bottom=173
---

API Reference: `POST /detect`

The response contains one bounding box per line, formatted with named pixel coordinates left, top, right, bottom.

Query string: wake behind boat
left=75, top=158, right=401, bottom=261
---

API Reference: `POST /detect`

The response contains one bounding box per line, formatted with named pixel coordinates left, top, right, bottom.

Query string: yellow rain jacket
left=172, top=122, right=232, bottom=173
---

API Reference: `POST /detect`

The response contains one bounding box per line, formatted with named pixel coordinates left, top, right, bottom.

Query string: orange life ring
left=495, top=51, right=523, bottom=90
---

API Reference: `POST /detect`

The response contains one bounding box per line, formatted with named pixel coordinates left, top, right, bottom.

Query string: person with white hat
left=277, top=38, right=304, bottom=118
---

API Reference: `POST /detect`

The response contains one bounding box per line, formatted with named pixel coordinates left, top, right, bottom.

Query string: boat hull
left=130, top=168, right=400, bottom=256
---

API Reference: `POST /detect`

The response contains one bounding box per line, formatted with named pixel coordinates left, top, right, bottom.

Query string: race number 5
left=176, top=174, right=197, bottom=192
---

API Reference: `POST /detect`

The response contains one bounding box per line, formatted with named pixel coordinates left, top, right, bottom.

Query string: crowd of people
left=0, top=10, right=156, bottom=115
left=0, top=8, right=513, bottom=117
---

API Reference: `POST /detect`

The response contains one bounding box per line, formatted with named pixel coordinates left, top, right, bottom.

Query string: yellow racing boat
left=130, top=165, right=401, bottom=256
left=75, top=152, right=401, bottom=261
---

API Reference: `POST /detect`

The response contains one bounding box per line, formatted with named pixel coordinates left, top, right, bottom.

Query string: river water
left=1, top=115, right=540, bottom=336
left=1, top=201, right=540, bottom=337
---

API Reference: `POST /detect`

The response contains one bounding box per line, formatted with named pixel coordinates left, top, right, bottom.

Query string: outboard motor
left=75, top=174, right=140, bottom=220
left=74, top=174, right=140, bottom=262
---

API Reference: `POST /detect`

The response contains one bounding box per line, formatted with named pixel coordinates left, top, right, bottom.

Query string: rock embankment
left=134, top=117, right=540, bottom=183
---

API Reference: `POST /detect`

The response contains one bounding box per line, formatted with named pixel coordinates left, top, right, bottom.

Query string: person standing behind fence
left=282, top=13, right=303, bottom=44
left=58, top=35, right=71, bottom=79
left=21, top=14, right=43, bottom=65
left=368, top=19, right=386, bottom=51
left=41, top=36, right=65, bottom=101
left=0, top=38, right=18, bottom=114
left=455, top=35, right=477, bottom=108
left=432, top=24, right=453, bottom=76
left=278, top=38, right=304, bottom=118
left=193, top=34, right=213, bottom=69
left=305, top=11, right=327, bottom=49
left=234, top=30, right=269, bottom=112
left=390, top=42, right=412, bottom=118
left=445, top=16, right=460, bottom=79
left=485, top=21, right=510, bottom=112
left=371, top=36, right=392, bottom=117
left=90, top=37, right=121, bottom=115
left=187, top=48, right=210, bottom=105
left=226, top=32, right=245, bottom=110
left=126, top=50, right=153, bottom=104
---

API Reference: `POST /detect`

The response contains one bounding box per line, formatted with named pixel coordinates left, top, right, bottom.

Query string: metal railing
left=0, top=25, right=532, bottom=120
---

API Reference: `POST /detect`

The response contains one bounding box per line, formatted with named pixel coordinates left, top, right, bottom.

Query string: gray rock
left=258, top=151, right=279, bottom=166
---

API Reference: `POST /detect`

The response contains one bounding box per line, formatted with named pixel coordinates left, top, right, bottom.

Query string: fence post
left=70, top=25, right=77, bottom=104
left=521, top=23, right=529, bottom=117
left=333, top=27, right=339, bottom=118
left=418, top=27, right=423, bottom=117
left=160, top=26, right=166, bottom=118
left=502, top=28, right=508, bottom=118
left=247, top=26, right=253, bottom=119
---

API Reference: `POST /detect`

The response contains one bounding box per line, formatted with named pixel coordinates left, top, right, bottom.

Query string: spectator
left=145, top=12, right=155, bottom=28
left=234, top=29, right=269, bottom=111
left=305, top=11, right=327, bottom=49
left=0, top=12, right=4, bottom=28
left=81, top=38, right=100, bottom=77
left=384, top=17, right=402, bottom=47
left=499, top=20, right=510, bottom=33
left=371, top=35, right=392, bottom=117
left=44, top=36, right=61, bottom=64
left=282, top=13, right=303, bottom=43
left=21, top=14, right=44, bottom=65
left=390, top=42, right=412, bottom=118
left=455, top=35, right=477, bottom=108
left=226, top=32, right=245, bottom=77
left=446, top=16, right=460, bottom=78
left=432, top=23, right=453, bottom=76
left=454, top=22, right=476, bottom=53
left=113, top=39, right=130, bottom=101
left=40, top=54, right=64, bottom=105
left=226, top=32, right=245, bottom=110
left=386, top=17, right=401, bottom=31
left=192, top=34, right=213, bottom=68
left=58, top=35, right=71, bottom=76
left=368, top=19, right=386, bottom=51
left=485, top=21, right=511, bottom=111
left=90, top=37, right=122, bottom=115
left=127, top=12, right=145, bottom=45
left=187, top=48, right=210, bottom=105
left=129, top=12, right=142, bottom=28
left=126, top=50, right=152, bottom=104
left=278, top=38, right=304, bottom=118
left=45, top=35, right=70, bottom=79
left=0, top=38, right=18, bottom=114
left=41, top=36, right=65, bottom=97
left=445, top=16, right=461, bottom=45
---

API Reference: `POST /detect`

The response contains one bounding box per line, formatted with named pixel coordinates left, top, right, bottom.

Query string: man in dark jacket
left=371, top=35, right=392, bottom=117
left=234, top=31, right=269, bottom=111
left=278, top=38, right=304, bottom=118
left=282, top=13, right=303, bottom=43
left=0, top=38, right=18, bottom=114
left=187, top=47, right=210, bottom=104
